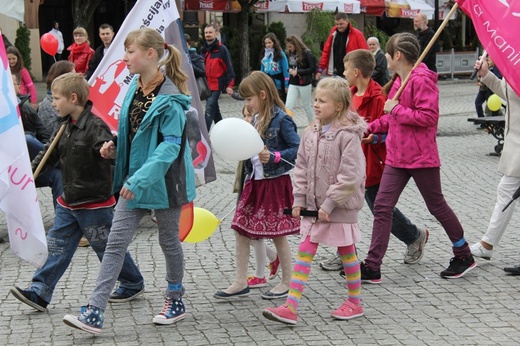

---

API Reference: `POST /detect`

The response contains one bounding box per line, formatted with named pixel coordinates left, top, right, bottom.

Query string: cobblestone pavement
left=2, top=79, right=520, bottom=345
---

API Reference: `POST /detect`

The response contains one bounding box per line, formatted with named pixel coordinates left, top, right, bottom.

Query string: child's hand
left=120, top=186, right=135, bottom=200
left=100, top=140, right=116, bottom=159
left=384, top=99, right=399, bottom=113
left=259, top=145, right=270, bottom=164
left=362, top=133, right=374, bottom=144
left=292, top=207, right=301, bottom=218
left=318, top=208, right=330, bottom=222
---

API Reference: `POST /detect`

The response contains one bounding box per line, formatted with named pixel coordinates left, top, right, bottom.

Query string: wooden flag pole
left=33, top=123, right=66, bottom=180
left=393, top=3, right=460, bottom=100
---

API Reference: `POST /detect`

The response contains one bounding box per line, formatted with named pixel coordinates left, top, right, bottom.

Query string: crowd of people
left=5, top=11, right=518, bottom=336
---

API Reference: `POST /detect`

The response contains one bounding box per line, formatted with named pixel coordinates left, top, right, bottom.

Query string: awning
left=254, top=0, right=361, bottom=13
left=183, top=0, right=242, bottom=12
left=361, top=0, right=434, bottom=19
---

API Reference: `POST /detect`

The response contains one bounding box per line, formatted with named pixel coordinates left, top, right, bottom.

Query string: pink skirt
left=232, top=175, right=300, bottom=238
left=300, top=217, right=361, bottom=247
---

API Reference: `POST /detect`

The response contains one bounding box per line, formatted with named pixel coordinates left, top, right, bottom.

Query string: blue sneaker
left=63, top=305, right=104, bottom=334
left=152, top=297, right=186, bottom=325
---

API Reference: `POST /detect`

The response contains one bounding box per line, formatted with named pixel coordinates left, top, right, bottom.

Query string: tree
left=235, top=0, right=262, bottom=81
left=71, top=0, right=103, bottom=28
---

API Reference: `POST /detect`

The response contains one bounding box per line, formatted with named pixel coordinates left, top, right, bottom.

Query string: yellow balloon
left=487, top=94, right=502, bottom=112
left=183, top=207, right=220, bottom=243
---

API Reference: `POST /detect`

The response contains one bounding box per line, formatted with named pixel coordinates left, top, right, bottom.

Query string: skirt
left=231, top=175, right=300, bottom=239
left=300, top=217, right=361, bottom=247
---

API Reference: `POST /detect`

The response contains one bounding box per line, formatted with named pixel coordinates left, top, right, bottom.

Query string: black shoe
left=440, top=256, right=477, bottom=279
left=108, top=287, right=144, bottom=303
left=260, top=289, right=289, bottom=300
left=231, top=91, right=244, bottom=101
left=339, top=270, right=346, bottom=279
left=503, top=265, right=520, bottom=275
left=10, top=286, right=48, bottom=311
left=213, top=287, right=250, bottom=300
left=360, top=262, right=382, bottom=284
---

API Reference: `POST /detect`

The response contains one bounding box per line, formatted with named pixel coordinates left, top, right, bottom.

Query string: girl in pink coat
left=362, top=33, right=475, bottom=281
left=263, top=77, right=367, bottom=325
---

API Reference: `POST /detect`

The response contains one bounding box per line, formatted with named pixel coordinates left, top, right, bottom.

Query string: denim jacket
left=244, top=106, right=300, bottom=178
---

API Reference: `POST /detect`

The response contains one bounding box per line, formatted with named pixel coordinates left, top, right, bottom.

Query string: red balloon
left=40, top=33, right=58, bottom=56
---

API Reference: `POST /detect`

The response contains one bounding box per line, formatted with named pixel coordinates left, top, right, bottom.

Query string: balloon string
left=220, top=205, right=236, bottom=222
left=268, top=151, right=296, bottom=167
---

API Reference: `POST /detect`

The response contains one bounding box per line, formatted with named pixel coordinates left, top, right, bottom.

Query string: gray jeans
left=89, top=198, right=184, bottom=310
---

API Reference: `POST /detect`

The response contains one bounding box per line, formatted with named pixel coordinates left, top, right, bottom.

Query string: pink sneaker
left=262, top=304, right=297, bottom=325
left=331, top=300, right=364, bottom=320
left=247, top=276, right=268, bottom=288
left=268, top=256, right=280, bottom=280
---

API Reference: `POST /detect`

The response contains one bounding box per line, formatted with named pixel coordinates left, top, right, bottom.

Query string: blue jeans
left=30, top=204, right=144, bottom=304
left=365, top=184, right=418, bottom=245
left=205, top=90, right=222, bottom=131
left=26, top=134, right=63, bottom=208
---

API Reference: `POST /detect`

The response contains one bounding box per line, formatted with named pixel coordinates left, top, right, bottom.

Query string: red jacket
left=350, top=79, right=386, bottom=187
left=318, top=23, right=368, bottom=75
left=67, top=42, right=94, bottom=75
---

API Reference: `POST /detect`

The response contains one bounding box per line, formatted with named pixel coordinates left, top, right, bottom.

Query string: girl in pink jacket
left=363, top=32, right=475, bottom=281
left=263, top=77, right=367, bottom=325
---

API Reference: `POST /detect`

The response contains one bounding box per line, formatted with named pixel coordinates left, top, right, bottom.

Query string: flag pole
left=33, top=123, right=66, bottom=180
left=393, top=3, right=460, bottom=100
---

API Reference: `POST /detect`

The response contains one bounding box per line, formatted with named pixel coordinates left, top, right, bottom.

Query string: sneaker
left=150, top=210, right=158, bottom=224
left=78, top=236, right=90, bottom=247
left=63, top=305, right=104, bottom=334
left=268, top=256, right=280, bottom=280
left=331, top=300, right=364, bottom=320
left=404, top=228, right=429, bottom=264
left=247, top=276, right=268, bottom=288
left=319, top=255, right=343, bottom=271
left=108, top=286, right=144, bottom=303
left=10, top=286, right=48, bottom=312
left=262, top=304, right=297, bottom=325
left=440, top=256, right=477, bottom=279
left=470, top=242, right=493, bottom=260
left=360, top=262, right=382, bottom=284
left=152, top=297, right=187, bottom=325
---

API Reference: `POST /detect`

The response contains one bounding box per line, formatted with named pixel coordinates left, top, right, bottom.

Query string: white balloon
left=210, top=118, right=264, bottom=161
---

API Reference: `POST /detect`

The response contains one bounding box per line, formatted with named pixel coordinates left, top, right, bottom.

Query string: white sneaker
left=470, top=242, right=493, bottom=260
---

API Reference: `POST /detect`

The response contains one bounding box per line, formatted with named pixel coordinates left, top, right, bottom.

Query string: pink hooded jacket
left=293, top=113, right=367, bottom=223
left=368, top=63, right=440, bottom=169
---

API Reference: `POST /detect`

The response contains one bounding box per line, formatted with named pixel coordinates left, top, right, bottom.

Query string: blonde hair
left=314, top=77, right=358, bottom=127
left=73, top=27, right=89, bottom=43
left=124, top=28, right=189, bottom=95
left=238, top=71, right=286, bottom=138
left=51, top=72, right=90, bottom=106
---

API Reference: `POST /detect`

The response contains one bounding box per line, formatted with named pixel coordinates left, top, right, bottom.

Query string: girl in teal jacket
left=63, top=28, right=196, bottom=334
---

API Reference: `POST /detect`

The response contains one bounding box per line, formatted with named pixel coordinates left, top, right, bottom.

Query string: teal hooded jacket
left=113, top=75, right=196, bottom=209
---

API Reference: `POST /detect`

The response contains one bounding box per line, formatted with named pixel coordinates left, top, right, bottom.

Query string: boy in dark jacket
left=10, top=73, right=144, bottom=312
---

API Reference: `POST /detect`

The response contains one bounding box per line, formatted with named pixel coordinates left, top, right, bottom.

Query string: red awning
left=184, top=0, right=242, bottom=12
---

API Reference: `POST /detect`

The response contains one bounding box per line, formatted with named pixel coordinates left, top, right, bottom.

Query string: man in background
left=49, top=21, right=64, bottom=61
left=413, top=13, right=438, bottom=73
left=85, top=24, right=115, bottom=80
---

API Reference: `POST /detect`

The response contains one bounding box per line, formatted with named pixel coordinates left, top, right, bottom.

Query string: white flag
left=0, top=36, right=48, bottom=268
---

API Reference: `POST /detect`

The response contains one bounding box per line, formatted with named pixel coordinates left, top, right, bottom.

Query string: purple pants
left=365, top=166, right=470, bottom=270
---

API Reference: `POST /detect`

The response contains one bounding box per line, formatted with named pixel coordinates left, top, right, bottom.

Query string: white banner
left=0, top=0, right=24, bottom=22
left=88, top=0, right=216, bottom=185
left=0, top=36, right=47, bottom=268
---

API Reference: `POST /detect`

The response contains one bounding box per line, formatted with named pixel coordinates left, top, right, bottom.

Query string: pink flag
left=456, top=0, right=520, bottom=96
left=0, top=35, right=48, bottom=268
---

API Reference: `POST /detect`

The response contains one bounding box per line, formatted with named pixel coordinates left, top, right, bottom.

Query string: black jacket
left=32, top=102, right=114, bottom=206
left=85, top=45, right=106, bottom=80
left=188, top=49, right=206, bottom=77
left=18, top=94, right=51, bottom=143
left=288, top=49, right=317, bottom=86
left=417, top=27, right=438, bottom=73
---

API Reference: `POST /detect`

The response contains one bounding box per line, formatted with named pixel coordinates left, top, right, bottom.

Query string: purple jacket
left=368, top=63, right=440, bottom=169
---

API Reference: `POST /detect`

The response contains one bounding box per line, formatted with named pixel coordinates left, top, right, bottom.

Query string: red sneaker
left=262, top=304, right=297, bottom=325
left=331, top=300, right=364, bottom=320
left=268, top=256, right=280, bottom=280
left=247, top=276, right=268, bottom=288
